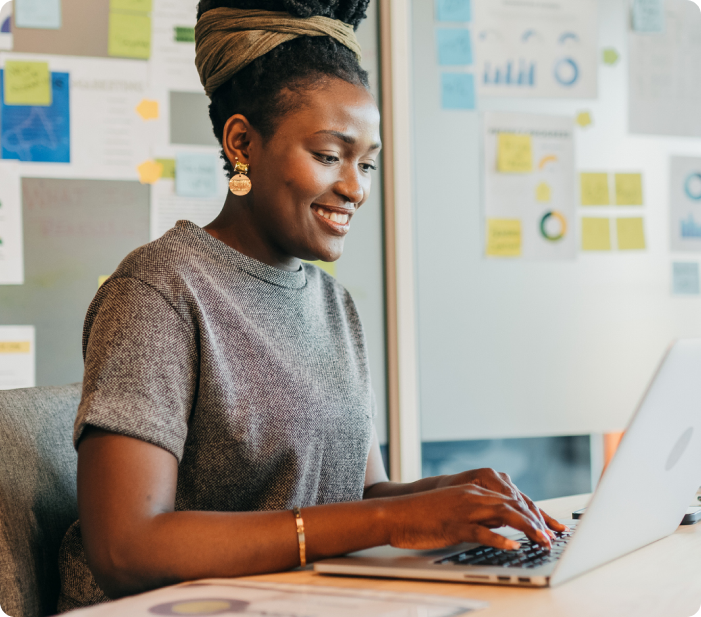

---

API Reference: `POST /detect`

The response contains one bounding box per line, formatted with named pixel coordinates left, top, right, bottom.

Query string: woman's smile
left=311, top=203, right=354, bottom=235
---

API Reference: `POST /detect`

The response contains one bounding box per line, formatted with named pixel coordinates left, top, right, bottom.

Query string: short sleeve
left=74, top=277, right=198, bottom=462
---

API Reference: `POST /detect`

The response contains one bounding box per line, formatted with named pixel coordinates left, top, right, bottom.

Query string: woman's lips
left=311, top=204, right=352, bottom=234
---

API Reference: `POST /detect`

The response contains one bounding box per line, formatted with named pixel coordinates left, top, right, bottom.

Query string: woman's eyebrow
left=314, top=129, right=382, bottom=150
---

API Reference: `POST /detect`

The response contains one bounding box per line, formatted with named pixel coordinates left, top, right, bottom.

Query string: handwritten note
left=581, top=217, right=611, bottom=251
left=616, top=217, right=646, bottom=250
left=497, top=133, right=532, bottom=173
left=110, top=0, right=152, bottom=11
left=3, top=61, right=51, bottom=106
left=632, top=0, right=664, bottom=33
left=580, top=173, right=610, bottom=206
left=441, top=73, right=475, bottom=109
left=436, top=29, right=472, bottom=65
left=672, top=263, right=700, bottom=295
left=486, top=219, right=521, bottom=257
left=15, top=0, right=62, bottom=29
left=108, top=12, right=152, bottom=59
left=615, top=173, right=643, bottom=205
left=156, top=158, right=176, bottom=179
left=176, top=153, right=219, bottom=198
left=436, top=0, right=471, bottom=22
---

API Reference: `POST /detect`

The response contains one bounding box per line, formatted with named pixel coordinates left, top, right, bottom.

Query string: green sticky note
left=156, top=158, right=176, bottom=179
left=174, top=26, right=195, bottom=42
left=108, top=12, right=151, bottom=59
left=110, top=0, right=152, bottom=12
left=3, top=61, right=52, bottom=106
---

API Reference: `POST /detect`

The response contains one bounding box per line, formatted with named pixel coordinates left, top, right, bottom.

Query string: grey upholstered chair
left=0, top=384, right=81, bottom=617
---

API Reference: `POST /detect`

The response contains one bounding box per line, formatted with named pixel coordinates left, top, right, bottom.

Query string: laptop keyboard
left=436, top=528, right=575, bottom=569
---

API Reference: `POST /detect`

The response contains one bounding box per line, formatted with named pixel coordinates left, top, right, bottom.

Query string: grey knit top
left=57, top=220, right=375, bottom=611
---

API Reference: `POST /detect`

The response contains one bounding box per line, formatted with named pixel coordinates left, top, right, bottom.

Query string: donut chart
left=554, top=58, right=579, bottom=86
left=684, top=173, right=701, bottom=201
left=540, top=211, right=567, bottom=242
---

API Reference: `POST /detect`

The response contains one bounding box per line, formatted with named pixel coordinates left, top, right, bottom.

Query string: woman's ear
left=222, top=114, right=252, bottom=165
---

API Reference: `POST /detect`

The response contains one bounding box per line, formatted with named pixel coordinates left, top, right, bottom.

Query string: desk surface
left=243, top=494, right=701, bottom=617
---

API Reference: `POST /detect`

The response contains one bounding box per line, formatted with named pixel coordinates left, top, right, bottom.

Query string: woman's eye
left=360, top=163, right=378, bottom=173
left=316, top=154, right=340, bottom=165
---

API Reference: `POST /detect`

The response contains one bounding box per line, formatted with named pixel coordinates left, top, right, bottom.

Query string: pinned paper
left=497, top=133, right=532, bottom=173
left=441, top=73, right=475, bottom=109
left=603, top=48, right=620, bottom=66
left=436, top=0, right=471, bottom=22
left=176, top=153, right=219, bottom=198
left=3, top=61, right=51, bottom=106
left=580, top=173, right=610, bottom=206
left=581, top=217, right=611, bottom=251
left=15, top=0, right=62, bottom=29
left=672, top=263, right=700, bottom=295
left=136, top=99, right=159, bottom=120
left=536, top=182, right=552, bottom=203
left=156, top=158, right=175, bottom=179
left=615, top=173, right=643, bottom=205
left=98, top=275, right=109, bottom=287
left=437, top=29, right=472, bottom=65
left=486, top=219, right=521, bottom=257
left=632, top=0, right=664, bottom=33
left=110, top=0, right=152, bottom=11
left=616, top=217, right=646, bottom=250
left=576, top=111, right=592, bottom=128
left=108, top=12, right=151, bottom=59
left=137, top=160, right=163, bottom=184
left=174, top=26, right=195, bottom=42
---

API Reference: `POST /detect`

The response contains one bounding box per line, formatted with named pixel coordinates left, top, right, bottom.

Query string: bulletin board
left=0, top=0, right=388, bottom=443
left=411, top=0, right=701, bottom=442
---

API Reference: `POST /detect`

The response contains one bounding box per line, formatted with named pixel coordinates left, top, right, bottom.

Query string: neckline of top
left=176, top=220, right=307, bottom=290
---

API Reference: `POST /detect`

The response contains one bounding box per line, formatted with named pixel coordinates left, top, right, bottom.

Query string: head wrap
left=195, top=7, right=363, bottom=97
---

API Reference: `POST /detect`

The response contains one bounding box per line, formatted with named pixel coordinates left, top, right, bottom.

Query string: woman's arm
left=79, top=427, right=557, bottom=600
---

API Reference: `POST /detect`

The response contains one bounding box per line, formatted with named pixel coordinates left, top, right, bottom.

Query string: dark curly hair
left=197, top=0, right=371, bottom=178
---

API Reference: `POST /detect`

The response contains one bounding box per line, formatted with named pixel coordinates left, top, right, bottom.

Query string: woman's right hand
left=386, top=483, right=553, bottom=552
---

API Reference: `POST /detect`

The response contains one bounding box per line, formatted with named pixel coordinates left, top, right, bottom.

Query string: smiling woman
left=56, top=0, right=564, bottom=612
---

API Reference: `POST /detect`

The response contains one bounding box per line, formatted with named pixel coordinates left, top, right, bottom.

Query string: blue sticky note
left=436, top=0, right=471, bottom=22
left=673, top=263, right=700, bottom=295
left=632, top=0, right=664, bottom=33
left=437, top=29, right=472, bottom=65
left=15, top=0, right=62, bottom=29
left=441, top=73, right=475, bottom=110
left=0, top=70, right=70, bottom=163
left=176, top=153, right=219, bottom=198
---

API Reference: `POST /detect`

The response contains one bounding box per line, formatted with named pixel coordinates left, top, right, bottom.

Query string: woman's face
left=225, top=78, right=382, bottom=265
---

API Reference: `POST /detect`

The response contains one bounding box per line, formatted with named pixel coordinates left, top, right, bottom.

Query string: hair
left=197, top=0, right=372, bottom=178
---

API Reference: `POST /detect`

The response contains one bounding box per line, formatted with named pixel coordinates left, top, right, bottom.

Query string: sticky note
left=137, top=160, right=163, bottom=184
left=136, top=99, right=159, bottom=120
left=98, top=275, right=109, bottom=287
left=576, top=111, right=592, bottom=128
left=437, top=29, right=472, bottom=65
left=108, top=12, right=151, bottom=59
left=580, top=173, right=610, bottom=206
left=672, top=263, right=700, bottom=295
left=156, top=158, right=176, bottom=179
left=3, top=61, right=51, bottom=106
left=616, top=217, right=646, bottom=250
left=486, top=219, right=521, bottom=257
left=581, top=217, right=611, bottom=251
left=536, top=182, right=551, bottom=203
left=497, top=133, right=532, bottom=173
left=174, top=26, right=195, bottom=42
left=305, top=260, right=336, bottom=277
left=632, top=0, right=664, bottom=33
left=15, top=0, right=62, bottom=29
left=176, top=152, right=219, bottom=198
left=441, top=73, right=475, bottom=110
left=603, top=48, right=620, bottom=66
left=110, top=0, right=152, bottom=11
left=436, top=0, right=471, bottom=22
left=0, top=341, right=31, bottom=354
left=615, top=173, right=643, bottom=205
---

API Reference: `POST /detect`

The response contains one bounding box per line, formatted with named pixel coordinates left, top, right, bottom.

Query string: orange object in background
left=603, top=432, right=625, bottom=472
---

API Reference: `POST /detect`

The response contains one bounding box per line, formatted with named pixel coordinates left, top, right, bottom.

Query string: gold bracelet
left=292, top=507, right=306, bottom=568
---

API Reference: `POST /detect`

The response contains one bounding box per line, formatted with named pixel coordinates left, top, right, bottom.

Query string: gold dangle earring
left=229, top=157, right=252, bottom=196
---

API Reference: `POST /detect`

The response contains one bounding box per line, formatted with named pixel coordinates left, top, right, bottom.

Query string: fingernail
left=538, top=531, right=550, bottom=544
left=508, top=541, right=521, bottom=550
left=564, top=525, right=571, bottom=532
left=546, top=529, right=555, bottom=538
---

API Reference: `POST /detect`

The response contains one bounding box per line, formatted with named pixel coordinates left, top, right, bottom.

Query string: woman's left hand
left=434, top=468, right=568, bottom=536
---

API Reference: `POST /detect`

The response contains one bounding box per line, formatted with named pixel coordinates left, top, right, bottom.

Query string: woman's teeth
left=314, top=206, right=349, bottom=225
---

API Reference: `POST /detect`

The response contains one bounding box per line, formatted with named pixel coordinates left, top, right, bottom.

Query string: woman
left=58, top=0, right=565, bottom=610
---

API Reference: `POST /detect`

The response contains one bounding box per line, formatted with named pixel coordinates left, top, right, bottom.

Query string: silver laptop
left=316, top=338, right=701, bottom=587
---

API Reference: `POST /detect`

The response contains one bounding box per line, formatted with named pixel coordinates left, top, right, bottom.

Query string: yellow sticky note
left=616, top=217, right=646, bottom=250
left=536, top=182, right=552, bottom=203
left=136, top=99, right=159, bottom=120
left=497, top=133, right=533, bottom=173
left=3, top=61, right=51, bottom=106
left=580, top=173, right=610, bottom=206
left=576, top=111, right=592, bottom=128
left=581, top=217, right=611, bottom=251
left=110, top=0, right=152, bottom=12
left=305, top=260, right=336, bottom=277
left=98, top=275, right=109, bottom=287
left=137, top=159, right=163, bottom=184
left=0, top=341, right=31, bottom=354
left=109, top=12, right=152, bottom=59
left=615, top=173, right=643, bottom=206
left=486, top=219, right=521, bottom=257
left=156, top=158, right=176, bottom=179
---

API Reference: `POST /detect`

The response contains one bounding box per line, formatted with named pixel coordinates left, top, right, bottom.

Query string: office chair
left=0, top=384, right=81, bottom=617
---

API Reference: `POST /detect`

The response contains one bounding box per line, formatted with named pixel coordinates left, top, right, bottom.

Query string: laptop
left=315, top=338, right=701, bottom=587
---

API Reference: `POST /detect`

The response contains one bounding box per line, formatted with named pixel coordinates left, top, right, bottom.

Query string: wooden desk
left=244, top=494, right=701, bottom=617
